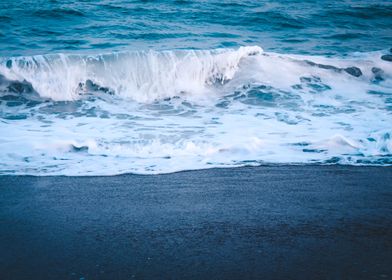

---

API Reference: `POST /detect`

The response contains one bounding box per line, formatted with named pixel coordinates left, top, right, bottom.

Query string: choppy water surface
left=0, top=1, right=391, bottom=175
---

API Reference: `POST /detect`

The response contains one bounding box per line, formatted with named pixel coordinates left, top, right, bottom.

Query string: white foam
left=0, top=46, right=391, bottom=175
left=0, top=46, right=263, bottom=102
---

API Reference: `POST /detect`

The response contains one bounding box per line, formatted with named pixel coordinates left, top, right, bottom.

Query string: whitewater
left=0, top=46, right=391, bottom=175
left=0, top=0, right=391, bottom=175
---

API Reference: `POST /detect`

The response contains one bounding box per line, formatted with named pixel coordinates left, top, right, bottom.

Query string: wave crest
left=0, top=46, right=263, bottom=102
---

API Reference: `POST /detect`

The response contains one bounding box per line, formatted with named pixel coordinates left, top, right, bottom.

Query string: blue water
left=0, top=1, right=391, bottom=175
left=1, top=0, right=391, bottom=56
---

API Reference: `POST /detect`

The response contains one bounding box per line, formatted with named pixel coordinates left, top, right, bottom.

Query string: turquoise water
left=1, top=0, right=391, bottom=56
left=0, top=1, right=391, bottom=175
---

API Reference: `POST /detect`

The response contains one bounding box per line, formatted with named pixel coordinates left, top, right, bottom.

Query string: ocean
left=0, top=0, right=391, bottom=175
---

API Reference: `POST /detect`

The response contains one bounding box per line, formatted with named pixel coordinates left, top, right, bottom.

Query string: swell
left=32, top=8, right=85, bottom=18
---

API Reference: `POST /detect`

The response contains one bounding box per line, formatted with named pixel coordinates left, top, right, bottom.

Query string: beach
left=1, top=165, right=391, bottom=279
left=1, top=0, right=392, bottom=279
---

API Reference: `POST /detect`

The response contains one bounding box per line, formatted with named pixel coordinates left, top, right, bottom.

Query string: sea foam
left=0, top=46, right=263, bottom=102
left=0, top=46, right=391, bottom=175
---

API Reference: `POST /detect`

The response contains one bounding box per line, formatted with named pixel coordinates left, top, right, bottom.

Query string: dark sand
left=1, top=165, right=392, bottom=279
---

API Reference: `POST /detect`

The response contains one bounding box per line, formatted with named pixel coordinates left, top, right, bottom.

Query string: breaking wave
left=1, top=46, right=390, bottom=102
left=0, top=46, right=263, bottom=102
left=0, top=46, right=391, bottom=175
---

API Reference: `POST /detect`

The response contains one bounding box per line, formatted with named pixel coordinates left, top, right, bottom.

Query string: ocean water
left=0, top=1, right=391, bottom=175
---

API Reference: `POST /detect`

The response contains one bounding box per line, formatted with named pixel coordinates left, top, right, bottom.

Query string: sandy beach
left=1, top=0, right=392, bottom=279
left=1, top=165, right=391, bottom=279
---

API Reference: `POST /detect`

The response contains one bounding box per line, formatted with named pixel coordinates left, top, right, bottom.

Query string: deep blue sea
left=0, top=0, right=391, bottom=175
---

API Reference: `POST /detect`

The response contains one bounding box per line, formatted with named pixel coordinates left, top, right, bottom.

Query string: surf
left=0, top=46, right=391, bottom=175
left=1, top=46, right=391, bottom=103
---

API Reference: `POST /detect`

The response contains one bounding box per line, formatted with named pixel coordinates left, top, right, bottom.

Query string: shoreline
left=1, top=165, right=392, bottom=279
left=2, top=163, right=392, bottom=178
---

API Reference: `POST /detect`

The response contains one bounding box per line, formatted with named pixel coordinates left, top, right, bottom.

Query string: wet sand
left=1, top=165, right=392, bottom=279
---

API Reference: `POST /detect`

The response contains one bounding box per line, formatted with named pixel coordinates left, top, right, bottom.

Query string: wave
left=1, top=46, right=391, bottom=103
left=1, top=46, right=392, bottom=175
left=0, top=46, right=262, bottom=102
